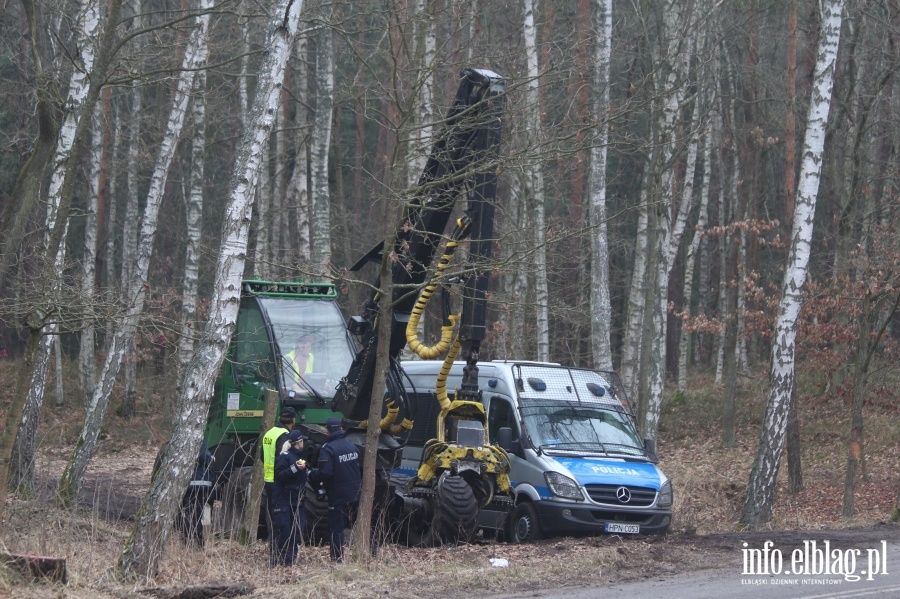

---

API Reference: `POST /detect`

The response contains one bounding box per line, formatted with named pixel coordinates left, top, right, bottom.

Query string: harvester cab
left=203, top=280, right=354, bottom=537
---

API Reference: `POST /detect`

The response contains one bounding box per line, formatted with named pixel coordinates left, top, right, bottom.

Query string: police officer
left=309, top=417, right=361, bottom=562
left=262, top=407, right=295, bottom=565
left=178, top=439, right=214, bottom=546
left=273, top=430, right=308, bottom=566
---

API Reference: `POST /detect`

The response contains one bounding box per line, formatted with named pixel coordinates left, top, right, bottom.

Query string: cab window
left=487, top=397, right=519, bottom=444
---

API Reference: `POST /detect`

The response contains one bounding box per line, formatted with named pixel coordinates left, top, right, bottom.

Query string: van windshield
left=519, top=400, right=645, bottom=457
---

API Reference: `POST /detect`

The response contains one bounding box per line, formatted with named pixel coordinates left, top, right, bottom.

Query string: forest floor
left=2, top=365, right=900, bottom=598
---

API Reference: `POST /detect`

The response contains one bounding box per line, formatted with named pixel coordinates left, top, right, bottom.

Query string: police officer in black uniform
left=309, top=417, right=361, bottom=562
left=178, top=439, right=214, bottom=546
left=272, top=429, right=308, bottom=566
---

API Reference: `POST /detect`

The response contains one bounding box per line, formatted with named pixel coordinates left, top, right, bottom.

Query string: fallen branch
left=0, top=552, right=67, bottom=583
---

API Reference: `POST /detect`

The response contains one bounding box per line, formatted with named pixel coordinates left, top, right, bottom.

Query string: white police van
left=399, top=360, right=673, bottom=542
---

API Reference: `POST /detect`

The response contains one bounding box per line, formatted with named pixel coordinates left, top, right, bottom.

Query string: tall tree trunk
left=104, top=98, right=120, bottom=353
left=59, top=5, right=211, bottom=506
left=678, top=122, right=711, bottom=393
left=255, top=144, right=272, bottom=278
left=407, top=0, right=435, bottom=189
left=117, top=0, right=302, bottom=579
left=287, top=33, right=310, bottom=264
left=740, top=0, right=845, bottom=529
left=0, top=0, right=115, bottom=515
left=9, top=334, right=52, bottom=494
left=79, top=102, right=103, bottom=399
left=620, top=166, right=650, bottom=396
left=178, top=68, right=207, bottom=382
left=120, top=0, right=143, bottom=419
left=0, top=0, right=61, bottom=283
left=589, top=0, right=613, bottom=372
left=311, top=25, right=334, bottom=277
left=523, top=0, right=549, bottom=361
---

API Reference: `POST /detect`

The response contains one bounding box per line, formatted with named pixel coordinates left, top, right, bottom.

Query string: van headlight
left=544, top=472, right=583, bottom=501
left=658, top=480, right=673, bottom=508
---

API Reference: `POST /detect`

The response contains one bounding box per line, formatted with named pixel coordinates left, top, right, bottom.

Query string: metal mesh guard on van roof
left=511, top=364, right=630, bottom=414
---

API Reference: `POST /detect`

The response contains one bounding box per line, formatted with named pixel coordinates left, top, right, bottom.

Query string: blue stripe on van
left=552, top=457, right=661, bottom=489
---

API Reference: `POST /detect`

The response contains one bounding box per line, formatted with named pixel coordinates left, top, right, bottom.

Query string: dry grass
left=2, top=361, right=900, bottom=597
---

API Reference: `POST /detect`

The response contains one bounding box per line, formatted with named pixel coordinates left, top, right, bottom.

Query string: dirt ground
left=2, top=369, right=900, bottom=598
left=3, top=436, right=897, bottom=598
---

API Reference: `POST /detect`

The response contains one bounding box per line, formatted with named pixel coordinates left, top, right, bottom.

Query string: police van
left=398, top=360, right=673, bottom=542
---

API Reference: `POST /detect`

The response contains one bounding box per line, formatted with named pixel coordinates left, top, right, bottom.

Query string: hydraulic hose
left=435, top=337, right=462, bottom=412
left=406, top=218, right=469, bottom=359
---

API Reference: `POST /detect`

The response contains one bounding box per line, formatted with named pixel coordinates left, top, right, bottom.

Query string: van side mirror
left=496, top=427, right=513, bottom=451
left=644, top=437, right=656, bottom=457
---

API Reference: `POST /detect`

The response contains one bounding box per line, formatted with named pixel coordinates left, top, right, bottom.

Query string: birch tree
left=407, top=0, right=436, bottom=189
left=117, top=0, right=304, bottom=578
left=740, top=0, right=845, bottom=529
left=178, top=66, right=207, bottom=380
left=79, top=102, right=104, bottom=399
left=310, top=23, right=334, bottom=277
left=0, top=0, right=114, bottom=510
left=523, top=0, right=549, bottom=361
left=59, top=4, right=212, bottom=505
left=589, top=0, right=613, bottom=372
left=641, top=1, right=698, bottom=440
left=677, top=120, right=711, bottom=394
left=285, top=35, right=310, bottom=263
left=120, top=0, right=143, bottom=418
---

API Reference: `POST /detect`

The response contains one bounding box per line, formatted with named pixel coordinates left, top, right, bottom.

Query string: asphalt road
left=495, top=541, right=900, bottom=599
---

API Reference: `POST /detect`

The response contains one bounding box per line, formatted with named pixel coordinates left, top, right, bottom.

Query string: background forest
left=0, top=0, right=899, bottom=586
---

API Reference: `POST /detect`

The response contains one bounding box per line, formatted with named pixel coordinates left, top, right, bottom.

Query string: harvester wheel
left=424, top=473, right=478, bottom=546
left=303, top=482, right=328, bottom=544
left=219, top=466, right=252, bottom=539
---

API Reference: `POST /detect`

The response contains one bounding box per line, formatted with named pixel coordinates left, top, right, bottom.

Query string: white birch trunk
left=737, top=199, right=750, bottom=375
left=678, top=123, right=711, bottom=392
left=275, top=82, right=288, bottom=276
left=179, top=67, right=207, bottom=381
left=523, top=0, right=549, bottom=361
left=123, top=2, right=142, bottom=295
left=122, top=1, right=143, bottom=414
left=105, top=101, right=119, bottom=351
left=60, top=6, right=212, bottom=504
left=620, top=166, right=650, bottom=397
left=644, top=3, right=697, bottom=439
left=10, top=334, right=53, bottom=491
left=79, top=102, right=102, bottom=398
left=255, top=144, right=271, bottom=278
left=45, top=0, right=100, bottom=231
left=589, top=0, right=613, bottom=372
left=499, top=171, right=529, bottom=359
left=311, top=25, right=333, bottom=277
left=715, top=77, right=731, bottom=384
left=118, top=0, right=304, bottom=578
left=287, top=34, right=310, bottom=263
left=407, top=0, right=435, bottom=189
left=741, top=0, right=844, bottom=528
left=53, top=335, right=64, bottom=407
left=10, top=0, right=100, bottom=492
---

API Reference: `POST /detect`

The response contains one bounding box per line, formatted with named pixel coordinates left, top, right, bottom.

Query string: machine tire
left=220, top=466, right=253, bottom=539
left=507, top=501, right=542, bottom=544
left=303, top=481, right=329, bottom=545
left=424, top=473, right=478, bottom=546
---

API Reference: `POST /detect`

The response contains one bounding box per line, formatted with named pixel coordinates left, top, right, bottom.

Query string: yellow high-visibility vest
left=262, top=425, right=289, bottom=483
left=285, top=350, right=314, bottom=376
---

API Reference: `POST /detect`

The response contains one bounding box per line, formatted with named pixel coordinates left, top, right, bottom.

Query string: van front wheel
left=508, top=502, right=541, bottom=543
